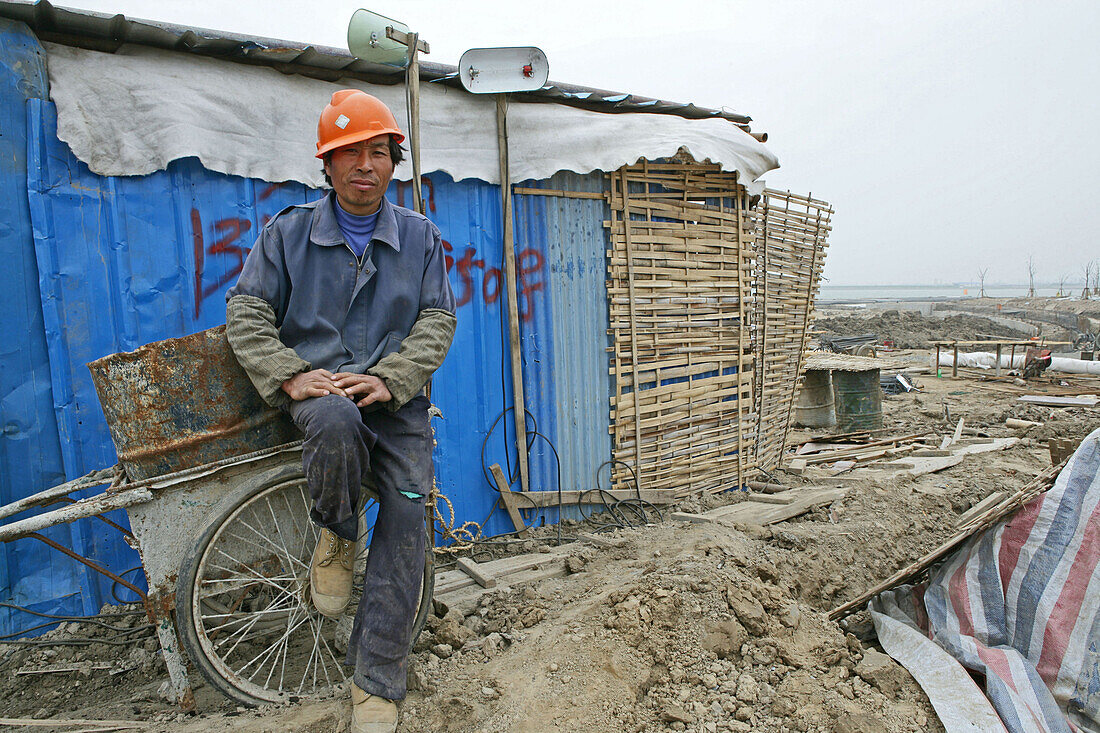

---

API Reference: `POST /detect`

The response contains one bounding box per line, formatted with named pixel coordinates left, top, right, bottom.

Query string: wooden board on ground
left=1017, top=395, right=1099, bottom=408
left=442, top=561, right=570, bottom=616
left=673, top=486, right=847, bottom=528
left=579, top=531, right=626, bottom=547
left=955, top=491, right=1008, bottom=527
left=434, top=546, right=573, bottom=596
left=455, top=557, right=497, bottom=588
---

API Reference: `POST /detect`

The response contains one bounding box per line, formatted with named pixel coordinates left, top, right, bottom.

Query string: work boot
left=351, top=684, right=398, bottom=733
left=309, top=527, right=354, bottom=618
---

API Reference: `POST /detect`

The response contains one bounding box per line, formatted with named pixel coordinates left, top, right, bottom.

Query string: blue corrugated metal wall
left=1, top=25, right=613, bottom=635
left=0, top=18, right=102, bottom=636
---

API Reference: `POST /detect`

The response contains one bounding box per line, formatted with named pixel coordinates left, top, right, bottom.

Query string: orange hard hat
left=315, top=89, right=405, bottom=158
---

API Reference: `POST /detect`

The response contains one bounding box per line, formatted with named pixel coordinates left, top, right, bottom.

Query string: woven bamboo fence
left=753, top=190, right=833, bottom=471
left=606, top=162, right=831, bottom=496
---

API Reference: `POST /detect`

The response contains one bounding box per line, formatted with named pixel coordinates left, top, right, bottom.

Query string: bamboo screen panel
left=606, top=162, right=757, bottom=497
left=752, top=190, right=833, bottom=471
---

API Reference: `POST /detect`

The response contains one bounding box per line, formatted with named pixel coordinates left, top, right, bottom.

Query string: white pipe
left=934, top=351, right=1100, bottom=375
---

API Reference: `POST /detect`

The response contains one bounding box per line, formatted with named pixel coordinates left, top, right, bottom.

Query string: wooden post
left=952, top=343, right=959, bottom=378
left=495, top=95, right=531, bottom=497
left=405, top=32, right=424, bottom=216
left=733, top=190, right=746, bottom=491
left=489, top=463, right=528, bottom=537
left=995, top=343, right=1003, bottom=377
left=1010, top=344, right=1016, bottom=370
left=619, top=169, right=644, bottom=489
left=935, top=343, right=941, bottom=375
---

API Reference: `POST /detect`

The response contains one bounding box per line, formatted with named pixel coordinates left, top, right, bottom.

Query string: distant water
left=819, top=284, right=1064, bottom=303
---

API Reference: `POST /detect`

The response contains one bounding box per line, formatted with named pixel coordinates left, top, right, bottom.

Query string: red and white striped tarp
left=873, top=428, right=1100, bottom=733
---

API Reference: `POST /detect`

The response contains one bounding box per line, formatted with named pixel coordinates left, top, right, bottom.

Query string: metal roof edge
left=0, top=0, right=756, bottom=130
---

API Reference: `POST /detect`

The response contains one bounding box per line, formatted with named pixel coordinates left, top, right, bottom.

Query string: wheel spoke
left=266, top=496, right=305, bottom=574
left=315, top=618, right=342, bottom=689
left=298, top=612, right=324, bottom=694
left=209, top=550, right=300, bottom=605
left=237, top=607, right=308, bottom=681
left=232, top=515, right=308, bottom=573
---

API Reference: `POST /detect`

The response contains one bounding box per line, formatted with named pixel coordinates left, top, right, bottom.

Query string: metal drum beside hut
left=87, top=326, right=300, bottom=481
left=832, top=369, right=883, bottom=432
left=794, top=369, right=836, bottom=428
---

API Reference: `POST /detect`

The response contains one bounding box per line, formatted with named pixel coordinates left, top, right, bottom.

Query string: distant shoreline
left=818, top=285, right=1067, bottom=304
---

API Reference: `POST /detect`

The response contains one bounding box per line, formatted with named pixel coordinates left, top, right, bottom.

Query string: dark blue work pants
left=286, top=393, right=432, bottom=701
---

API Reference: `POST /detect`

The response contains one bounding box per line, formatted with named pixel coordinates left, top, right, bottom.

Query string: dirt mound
left=815, top=310, right=1022, bottom=349
left=398, top=522, right=941, bottom=733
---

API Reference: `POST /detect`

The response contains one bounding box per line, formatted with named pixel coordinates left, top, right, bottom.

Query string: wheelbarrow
left=0, top=327, right=435, bottom=709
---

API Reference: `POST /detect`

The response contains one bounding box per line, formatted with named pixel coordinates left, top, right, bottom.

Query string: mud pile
left=815, top=310, right=1021, bottom=349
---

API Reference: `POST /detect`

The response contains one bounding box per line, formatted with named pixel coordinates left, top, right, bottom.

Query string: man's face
left=324, top=135, right=395, bottom=216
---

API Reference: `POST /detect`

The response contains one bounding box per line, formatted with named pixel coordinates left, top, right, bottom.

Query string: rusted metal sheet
left=87, top=326, right=299, bottom=481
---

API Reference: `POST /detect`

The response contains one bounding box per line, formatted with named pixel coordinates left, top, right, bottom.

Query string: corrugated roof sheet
left=0, top=0, right=755, bottom=130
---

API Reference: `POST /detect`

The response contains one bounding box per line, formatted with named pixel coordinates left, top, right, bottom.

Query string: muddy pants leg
left=348, top=395, right=434, bottom=700
left=287, top=394, right=377, bottom=542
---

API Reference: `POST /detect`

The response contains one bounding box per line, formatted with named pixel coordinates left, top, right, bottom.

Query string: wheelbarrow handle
left=0, top=466, right=119, bottom=523
left=0, top=486, right=152, bottom=544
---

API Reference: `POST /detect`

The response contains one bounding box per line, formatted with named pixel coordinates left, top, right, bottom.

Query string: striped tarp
left=874, top=427, right=1100, bottom=732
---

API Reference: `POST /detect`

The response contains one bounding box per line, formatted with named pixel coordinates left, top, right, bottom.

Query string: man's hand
left=281, top=369, right=348, bottom=400
left=332, top=373, right=392, bottom=408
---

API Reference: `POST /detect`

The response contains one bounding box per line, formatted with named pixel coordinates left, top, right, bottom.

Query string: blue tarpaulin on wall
left=1, top=23, right=612, bottom=637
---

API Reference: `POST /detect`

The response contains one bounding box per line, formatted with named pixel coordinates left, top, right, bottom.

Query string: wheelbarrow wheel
left=175, top=463, right=434, bottom=707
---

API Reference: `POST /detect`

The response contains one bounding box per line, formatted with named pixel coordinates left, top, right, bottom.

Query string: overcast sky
left=55, top=0, right=1100, bottom=286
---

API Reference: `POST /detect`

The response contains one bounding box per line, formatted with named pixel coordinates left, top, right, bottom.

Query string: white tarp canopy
left=43, top=42, right=778, bottom=194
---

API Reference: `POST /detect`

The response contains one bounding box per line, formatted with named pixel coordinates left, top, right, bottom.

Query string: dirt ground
left=2, top=309, right=1098, bottom=732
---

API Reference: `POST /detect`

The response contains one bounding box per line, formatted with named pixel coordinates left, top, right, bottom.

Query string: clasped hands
left=281, top=369, right=392, bottom=407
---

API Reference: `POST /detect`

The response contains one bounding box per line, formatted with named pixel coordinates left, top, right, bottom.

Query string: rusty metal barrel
left=88, top=326, right=300, bottom=481
left=794, top=369, right=836, bottom=428
left=832, top=369, right=883, bottom=432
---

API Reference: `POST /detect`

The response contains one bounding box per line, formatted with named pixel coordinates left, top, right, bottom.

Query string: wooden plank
left=744, top=493, right=796, bottom=505
left=435, top=548, right=573, bottom=595
left=955, top=492, right=1008, bottom=527
left=15, top=663, right=115, bottom=675
left=495, top=96, right=532, bottom=500
left=1017, top=395, right=1099, bottom=408
left=671, top=512, right=712, bottom=523
left=579, top=531, right=625, bottom=547
left=711, top=487, right=848, bottom=526
left=444, top=561, right=569, bottom=616
left=619, top=168, right=645, bottom=489
left=0, top=719, right=148, bottom=729
left=455, top=557, right=497, bottom=589
left=488, top=463, right=528, bottom=538
left=511, top=186, right=604, bottom=200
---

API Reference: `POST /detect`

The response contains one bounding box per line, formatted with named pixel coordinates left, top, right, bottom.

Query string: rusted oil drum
left=832, top=369, right=883, bottom=432
left=794, top=369, right=836, bottom=428
left=88, top=326, right=300, bottom=481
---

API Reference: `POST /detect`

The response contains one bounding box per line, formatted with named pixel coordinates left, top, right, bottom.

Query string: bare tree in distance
left=1085, top=262, right=1093, bottom=299
left=978, top=267, right=988, bottom=298
left=1094, top=259, right=1099, bottom=296
left=1058, top=275, right=1068, bottom=298
left=1027, top=254, right=1036, bottom=297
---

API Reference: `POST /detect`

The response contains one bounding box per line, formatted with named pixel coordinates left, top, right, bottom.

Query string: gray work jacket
left=225, top=191, right=456, bottom=408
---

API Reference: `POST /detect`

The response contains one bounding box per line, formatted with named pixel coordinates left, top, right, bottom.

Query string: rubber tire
left=175, top=462, right=434, bottom=707
left=854, top=344, right=877, bottom=358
